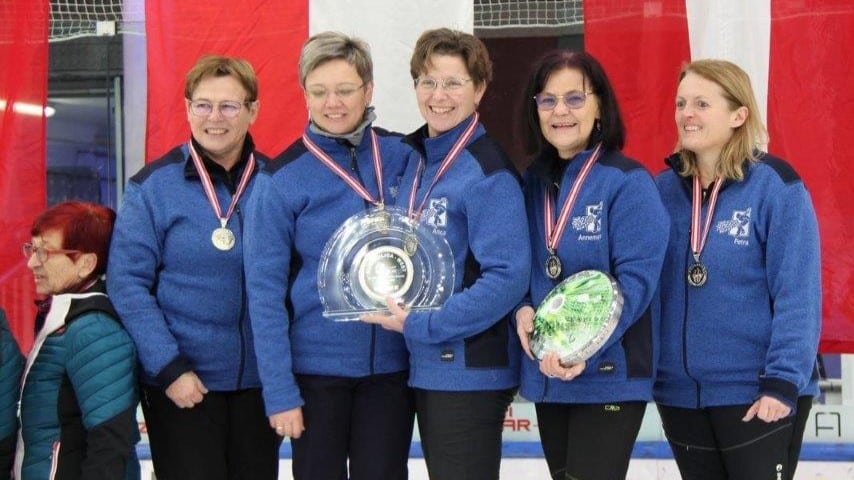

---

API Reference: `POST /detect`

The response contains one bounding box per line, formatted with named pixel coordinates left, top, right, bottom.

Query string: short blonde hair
left=675, top=59, right=768, bottom=181
left=298, top=31, right=373, bottom=87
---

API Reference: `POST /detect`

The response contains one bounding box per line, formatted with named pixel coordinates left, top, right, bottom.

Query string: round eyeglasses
left=533, top=91, right=595, bottom=111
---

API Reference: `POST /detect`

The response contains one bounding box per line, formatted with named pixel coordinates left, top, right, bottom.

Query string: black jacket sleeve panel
left=80, top=406, right=138, bottom=480
left=0, top=433, right=14, bottom=480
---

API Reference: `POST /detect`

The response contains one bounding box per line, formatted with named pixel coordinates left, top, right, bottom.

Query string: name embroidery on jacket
left=572, top=201, right=603, bottom=241
left=715, top=207, right=752, bottom=246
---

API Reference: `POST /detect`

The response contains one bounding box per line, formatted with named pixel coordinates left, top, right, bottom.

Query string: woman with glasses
left=514, top=50, right=669, bottom=479
left=108, top=55, right=280, bottom=479
left=243, top=32, right=414, bottom=480
left=18, top=201, right=139, bottom=479
left=654, top=59, right=820, bottom=480
left=361, top=28, right=530, bottom=480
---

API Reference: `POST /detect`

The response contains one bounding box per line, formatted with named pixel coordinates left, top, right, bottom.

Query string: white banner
left=685, top=0, right=771, bottom=126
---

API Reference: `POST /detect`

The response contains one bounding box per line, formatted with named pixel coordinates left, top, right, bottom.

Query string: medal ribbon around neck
left=302, top=129, right=385, bottom=207
left=407, top=112, right=479, bottom=221
left=690, top=175, right=724, bottom=263
left=544, top=143, right=603, bottom=254
left=188, top=142, right=256, bottom=231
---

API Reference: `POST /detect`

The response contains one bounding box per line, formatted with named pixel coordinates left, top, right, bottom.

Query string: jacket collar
left=308, top=107, right=376, bottom=148
left=403, top=113, right=484, bottom=164
left=530, top=145, right=601, bottom=186
left=665, top=151, right=753, bottom=193
left=182, top=134, right=256, bottom=191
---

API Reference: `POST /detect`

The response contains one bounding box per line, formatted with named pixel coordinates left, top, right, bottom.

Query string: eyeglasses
left=22, top=242, right=81, bottom=263
left=305, top=83, right=365, bottom=101
left=533, top=91, right=595, bottom=111
left=414, top=77, right=473, bottom=91
left=188, top=100, right=253, bottom=118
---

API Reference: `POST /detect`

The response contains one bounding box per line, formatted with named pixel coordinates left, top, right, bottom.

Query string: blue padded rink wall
left=136, top=357, right=854, bottom=479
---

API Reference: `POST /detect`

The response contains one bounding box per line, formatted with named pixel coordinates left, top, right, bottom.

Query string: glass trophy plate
left=318, top=206, right=454, bottom=321
left=530, top=270, right=623, bottom=364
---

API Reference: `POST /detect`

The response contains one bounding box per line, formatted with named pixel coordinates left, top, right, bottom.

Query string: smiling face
left=304, top=58, right=372, bottom=135
left=675, top=71, right=747, bottom=165
left=415, top=54, right=485, bottom=137
left=26, top=230, right=94, bottom=296
left=186, top=75, right=258, bottom=169
left=537, top=67, right=599, bottom=159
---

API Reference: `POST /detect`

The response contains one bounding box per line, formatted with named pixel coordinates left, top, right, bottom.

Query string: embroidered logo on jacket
left=424, top=197, right=448, bottom=233
left=572, top=201, right=603, bottom=240
left=716, top=207, right=751, bottom=246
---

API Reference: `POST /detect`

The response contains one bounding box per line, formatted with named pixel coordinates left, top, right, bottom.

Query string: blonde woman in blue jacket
left=654, top=59, right=820, bottom=480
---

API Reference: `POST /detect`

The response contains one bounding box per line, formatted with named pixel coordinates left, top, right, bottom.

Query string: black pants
left=140, top=385, right=280, bottom=480
left=535, top=401, right=646, bottom=480
left=291, top=371, right=415, bottom=480
left=658, top=396, right=813, bottom=480
left=415, top=387, right=515, bottom=480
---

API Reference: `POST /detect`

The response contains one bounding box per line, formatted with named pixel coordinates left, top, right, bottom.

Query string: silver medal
left=211, top=227, right=236, bottom=251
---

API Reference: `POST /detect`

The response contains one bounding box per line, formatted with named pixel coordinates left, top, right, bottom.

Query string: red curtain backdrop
left=145, top=0, right=308, bottom=162
left=767, top=1, right=854, bottom=352
left=0, top=0, right=49, bottom=351
left=584, top=0, right=689, bottom=175
left=585, top=0, right=854, bottom=352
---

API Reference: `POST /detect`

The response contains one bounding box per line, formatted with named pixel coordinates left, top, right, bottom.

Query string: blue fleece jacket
left=519, top=147, right=669, bottom=403
left=108, top=138, right=264, bottom=391
left=654, top=153, right=821, bottom=410
left=244, top=124, right=412, bottom=416
left=399, top=116, right=531, bottom=392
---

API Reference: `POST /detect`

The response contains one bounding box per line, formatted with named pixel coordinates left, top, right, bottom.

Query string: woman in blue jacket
left=514, top=50, right=668, bottom=479
left=108, top=55, right=279, bottom=479
left=244, top=32, right=414, bottom=480
left=363, top=28, right=531, bottom=480
left=654, top=59, right=820, bottom=480
left=19, top=201, right=138, bottom=480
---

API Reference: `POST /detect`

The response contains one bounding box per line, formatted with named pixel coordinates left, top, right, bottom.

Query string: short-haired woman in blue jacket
left=107, top=55, right=280, bottom=480
left=363, top=28, right=531, bottom=480
left=244, top=32, right=415, bottom=480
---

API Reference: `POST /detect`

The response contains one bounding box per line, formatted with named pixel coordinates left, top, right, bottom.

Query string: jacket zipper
left=349, top=145, right=378, bottom=374
left=236, top=203, right=247, bottom=389
left=683, top=224, right=702, bottom=408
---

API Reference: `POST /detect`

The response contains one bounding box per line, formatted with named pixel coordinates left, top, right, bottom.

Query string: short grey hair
left=298, top=31, right=373, bottom=87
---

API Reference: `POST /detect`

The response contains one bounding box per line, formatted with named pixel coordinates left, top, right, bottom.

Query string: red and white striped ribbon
left=690, top=175, right=724, bottom=261
left=301, top=129, right=384, bottom=207
left=407, top=112, right=480, bottom=220
left=544, top=143, right=603, bottom=252
left=188, top=142, right=256, bottom=229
